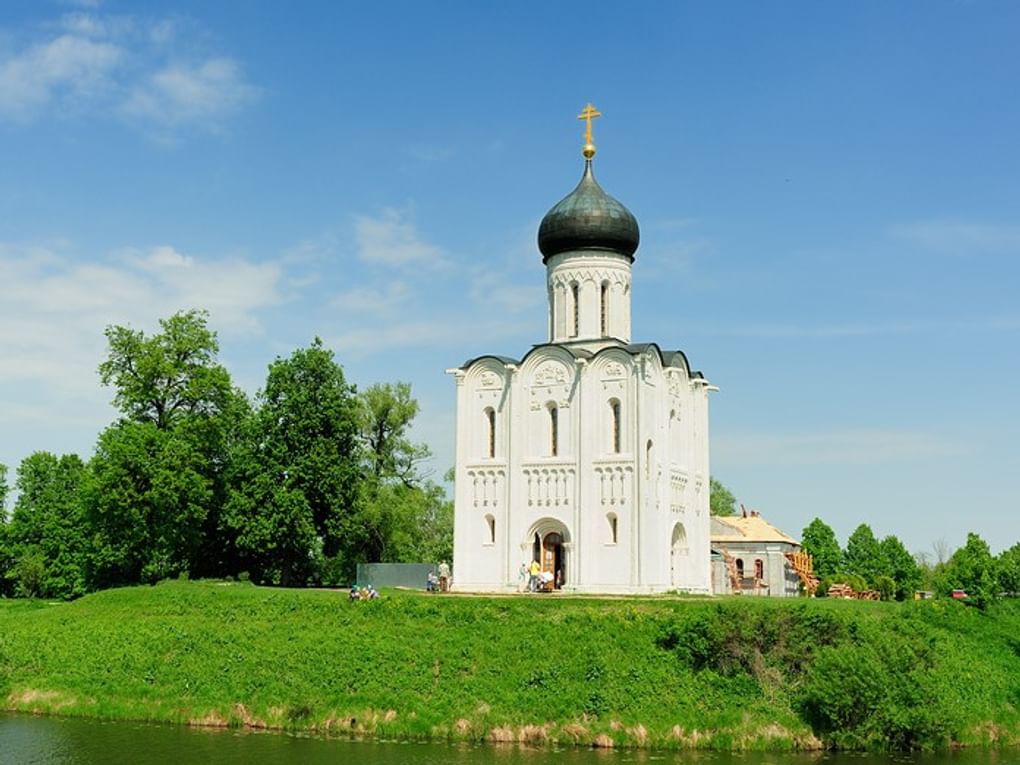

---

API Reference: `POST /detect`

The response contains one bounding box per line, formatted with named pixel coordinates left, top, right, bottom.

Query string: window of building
left=549, top=404, right=559, bottom=457
left=600, top=282, right=609, bottom=336
left=485, top=407, right=496, bottom=458
left=646, top=439, right=653, bottom=479
left=607, top=513, right=618, bottom=544
left=754, top=559, right=764, bottom=580
left=571, top=282, right=580, bottom=337
left=736, top=558, right=745, bottom=579
left=485, top=514, right=495, bottom=545
left=610, top=399, right=621, bottom=454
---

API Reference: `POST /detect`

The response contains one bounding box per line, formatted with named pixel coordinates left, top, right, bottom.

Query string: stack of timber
left=827, top=582, right=881, bottom=600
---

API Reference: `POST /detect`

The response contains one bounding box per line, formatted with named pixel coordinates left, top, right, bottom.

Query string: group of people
left=348, top=584, right=379, bottom=601
left=427, top=561, right=451, bottom=592
left=518, top=560, right=561, bottom=592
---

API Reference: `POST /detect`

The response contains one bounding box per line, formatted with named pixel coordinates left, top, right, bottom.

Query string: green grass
left=1, top=581, right=1018, bottom=751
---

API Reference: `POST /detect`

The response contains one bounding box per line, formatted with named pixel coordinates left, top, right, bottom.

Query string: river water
left=0, top=714, right=1014, bottom=765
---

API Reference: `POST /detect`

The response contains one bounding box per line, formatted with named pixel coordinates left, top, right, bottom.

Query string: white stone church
left=449, top=108, right=714, bottom=593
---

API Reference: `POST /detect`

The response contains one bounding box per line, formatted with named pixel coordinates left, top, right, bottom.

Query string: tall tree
left=709, top=477, right=737, bottom=516
left=939, top=532, right=999, bottom=609
left=843, top=524, right=885, bottom=585
left=88, top=310, right=243, bottom=585
left=880, top=534, right=921, bottom=601
left=5, top=452, right=87, bottom=599
left=225, top=339, right=362, bottom=584
left=355, top=382, right=452, bottom=567
left=800, top=518, right=843, bottom=579
left=98, top=309, right=232, bottom=430
left=359, top=382, right=431, bottom=483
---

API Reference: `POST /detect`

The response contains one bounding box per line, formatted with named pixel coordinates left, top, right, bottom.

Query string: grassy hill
left=1, top=581, right=1018, bottom=751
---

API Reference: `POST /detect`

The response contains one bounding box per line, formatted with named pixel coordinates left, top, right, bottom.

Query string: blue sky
left=1, top=1, right=1017, bottom=556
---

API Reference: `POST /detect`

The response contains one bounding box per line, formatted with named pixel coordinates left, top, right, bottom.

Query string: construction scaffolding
left=783, top=550, right=819, bottom=595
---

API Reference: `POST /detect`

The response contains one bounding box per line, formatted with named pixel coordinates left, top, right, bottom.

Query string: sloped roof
left=711, top=514, right=798, bottom=545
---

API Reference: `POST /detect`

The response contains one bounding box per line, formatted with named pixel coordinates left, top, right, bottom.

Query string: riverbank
left=1, top=581, right=1018, bottom=751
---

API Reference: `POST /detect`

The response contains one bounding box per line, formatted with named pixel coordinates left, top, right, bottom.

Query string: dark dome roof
left=538, top=160, right=639, bottom=262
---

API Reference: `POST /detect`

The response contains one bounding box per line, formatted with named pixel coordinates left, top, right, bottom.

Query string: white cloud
left=890, top=219, right=1020, bottom=255
left=122, top=57, right=259, bottom=132
left=0, top=12, right=258, bottom=135
left=354, top=208, right=447, bottom=267
left=0, top=243, right=285, bottom=398
left=714, top=429, right=966, bottom=467
left=0, top=33, right=122, bottom=119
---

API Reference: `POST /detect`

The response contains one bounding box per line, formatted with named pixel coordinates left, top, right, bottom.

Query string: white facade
left=449, top=157, right=713, bottom=594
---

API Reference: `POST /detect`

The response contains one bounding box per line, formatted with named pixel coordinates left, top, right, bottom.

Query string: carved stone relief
left=533, top=361, right=568, bottom=387
left=603, top=361, right=626, bottom=379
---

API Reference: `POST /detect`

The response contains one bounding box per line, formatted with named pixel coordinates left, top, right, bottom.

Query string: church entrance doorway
left=531, top=530, right=566, bottom=590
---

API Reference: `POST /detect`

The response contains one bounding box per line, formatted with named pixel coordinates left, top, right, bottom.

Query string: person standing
left=438, top=560, right=451, bottom=592
left=528, top=559, right=541, bottom=592
left=517, top=562, right=528, bottom=593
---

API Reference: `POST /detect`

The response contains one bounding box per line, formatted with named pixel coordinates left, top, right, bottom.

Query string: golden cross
left=577, top=102, right=602, bottom=147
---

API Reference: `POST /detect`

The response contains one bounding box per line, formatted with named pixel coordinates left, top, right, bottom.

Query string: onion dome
left=538, top=159, right=640, bottom=262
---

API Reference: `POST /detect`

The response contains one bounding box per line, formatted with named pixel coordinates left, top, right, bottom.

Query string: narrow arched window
left=571, top=282, right=580, bottom=337
left=736, top=558, right=745, bottom=579
left=485, top=407, right=496, bottom=458
left=646, top=439, right=653, bottom=480
left=600, top=282, right=609, bottom=336
left=754, top=559, right=764, bottom=580
left=486, top=514, right=496, bottom=545
left=607, top=513, right=618, bottom=544
left=610, top=399, right=621, bottom=454
left=549, top=404, right=559, bottom=457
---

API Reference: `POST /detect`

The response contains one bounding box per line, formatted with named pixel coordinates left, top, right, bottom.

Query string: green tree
left=843, top=524, right=884, bottom=584
left=225, top=339, right=362, bottom=585
left=709, top=477, right=736, bottom=516
left=357, top=480, right=453, bottom=566
left=939, top=532, right=999, bottom=609
left=353, top=382, right=451, bottom=568
left=880, top=534, right=921, bottom=601
left=800, top=518, right=843, bottom=579
left=998, top=542, right=1020, bottom=596
left=98, top=310, right=233, bottom=430
left=4, top=452, right=88, bottom=599
left=89, top=310, right=246, bottom=585
left=84, top=421, right=213, bottom=587
left=359, top=382, right=431, bottom=483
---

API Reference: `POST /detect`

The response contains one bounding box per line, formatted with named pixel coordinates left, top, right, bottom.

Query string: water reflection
left=0, top=714, right=1011, bottom=765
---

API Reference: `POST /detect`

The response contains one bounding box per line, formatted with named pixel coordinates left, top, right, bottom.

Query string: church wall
left=579, top=352, right=636, bottom=589
left=451, top=361, right=511, bottom=590
left=452, top=349, right=713, bottom=594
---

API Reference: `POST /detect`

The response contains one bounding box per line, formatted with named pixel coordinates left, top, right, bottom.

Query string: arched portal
left=525, top=518, right=570, bottom=590
left=670, top=523, right=688, bottom=588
